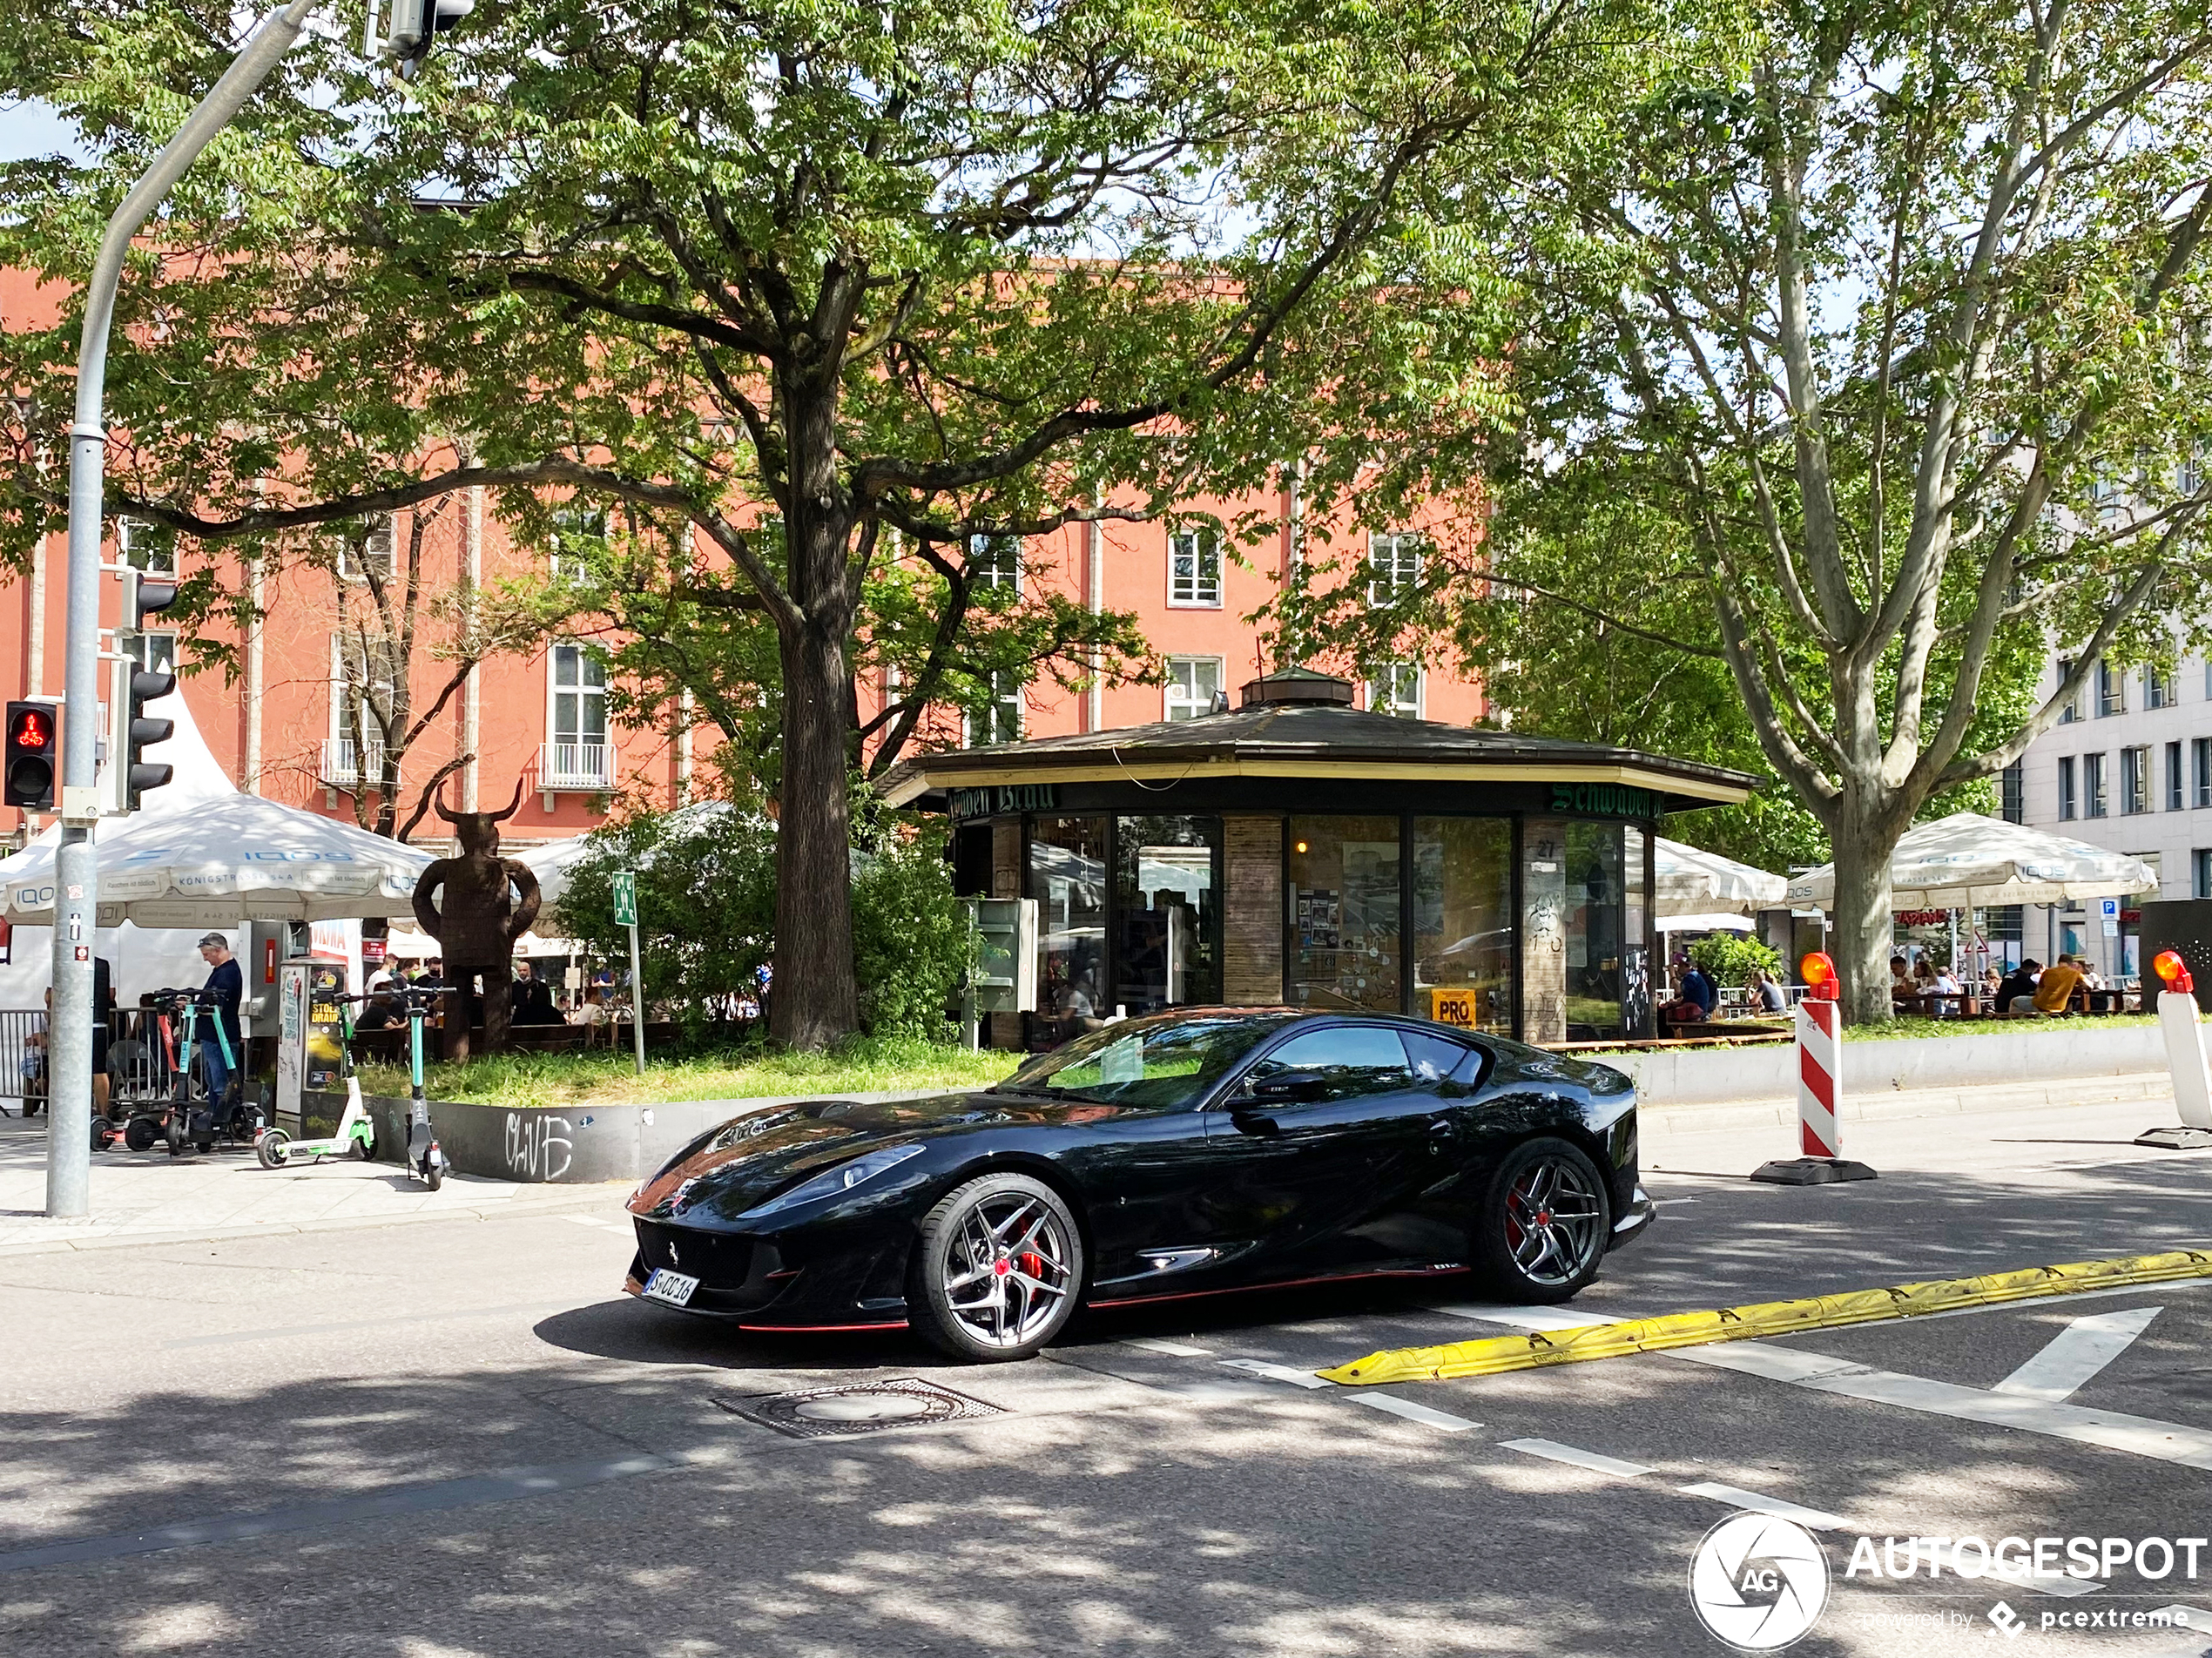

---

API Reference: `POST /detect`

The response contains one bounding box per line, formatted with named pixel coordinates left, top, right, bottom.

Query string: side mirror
left=1244, top=1069, right=1326, bottom=1105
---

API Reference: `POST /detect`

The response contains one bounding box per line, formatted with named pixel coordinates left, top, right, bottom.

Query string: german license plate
left=643, top=1268, right=699, bottom=1307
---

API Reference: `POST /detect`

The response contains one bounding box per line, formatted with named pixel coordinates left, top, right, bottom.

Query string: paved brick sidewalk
left=0, top=1113, right=628, bottom=1256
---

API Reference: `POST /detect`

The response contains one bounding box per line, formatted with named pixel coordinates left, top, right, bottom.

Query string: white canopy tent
left=1656, top=911, right=1757, bottom=933
left=1784, top=813, right=2159, bottom=911
left=1654, top=838, right=1788, bottom=919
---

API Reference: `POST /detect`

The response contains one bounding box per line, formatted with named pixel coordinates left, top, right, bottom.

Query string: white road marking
left=1350, top=1394, right=1478, bottom=1432
left=1218, top=1358, right=1334, bottom=1390
left=1430, top=1303, right=1617, bottom=1332
left=1679, top=1482, right=1848, bottom=1531
left=561, top=1215, right=631, bottom=1234
left=1682, top=1341, right=2212, bottom=1472
left=1994, top=1306, right=2162, bottom=1402
left=1123, top=1338, right=1214, bottom=1358
left=1988, top=1560, right=2105, bottom=1600
left=1499, top=1438, right=1655, bottom=1479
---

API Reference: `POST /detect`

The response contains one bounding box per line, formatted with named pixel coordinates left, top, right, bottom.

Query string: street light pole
left=47, top=0, right=322, bottom=1217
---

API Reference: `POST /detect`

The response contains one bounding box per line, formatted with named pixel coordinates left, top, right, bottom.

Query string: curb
left=1640, top=1073, right=2173, bottom=1137
left=0, top=1185, right=631, bottom=1257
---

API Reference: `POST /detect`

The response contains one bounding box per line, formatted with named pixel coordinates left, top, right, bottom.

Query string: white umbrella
left=1654, top=838, right=1788, bottom=918
left=1784, top=812, right=2158, bottom=911
left=1656, top=912, right=1757, bottom=933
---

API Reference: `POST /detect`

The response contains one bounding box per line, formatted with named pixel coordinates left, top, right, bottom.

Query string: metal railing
left=320, top=736, right=388, bottom=788
left=0, top=1008, right=194, bottom=1105
left=538, top=741, right=612, bottom=791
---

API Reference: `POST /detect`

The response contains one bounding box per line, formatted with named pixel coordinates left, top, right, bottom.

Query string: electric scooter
left=397, top=986, right=448, bottom=1190
left=161, top=990, right=262, bottom=1156
left=255, top=994, right=377, bottom=1169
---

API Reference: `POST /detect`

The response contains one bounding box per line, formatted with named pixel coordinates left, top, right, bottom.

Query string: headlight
left=736, top=1144, right=927, bottom=1219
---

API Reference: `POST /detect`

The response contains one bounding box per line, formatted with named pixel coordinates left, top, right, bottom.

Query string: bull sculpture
left=410, top=779, right=542, bottom=1057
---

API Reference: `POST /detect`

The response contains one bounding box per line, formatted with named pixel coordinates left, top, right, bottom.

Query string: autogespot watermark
left=1689, top=1525, right=2211, bottom=1650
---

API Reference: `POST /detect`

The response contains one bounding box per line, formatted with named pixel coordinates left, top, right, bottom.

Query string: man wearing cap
left=194, top=933, right=245, bottom=1111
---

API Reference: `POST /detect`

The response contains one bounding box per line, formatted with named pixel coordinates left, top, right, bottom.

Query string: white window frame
left=116, top=516, right=175, bottom=574
left=545, top=642, right=610, bottom=788
left=1168, top=530, right=1223, bottom=608
left=1366, top=662, right=1424, bottom=718
left=1366, top=531, right=1425, bottom=608
left=963, top=671, right=1024, bottom=745
left=327, top=631, right=395, bottom=786
left=968, top=533, right=1023, bottom=595
left=1163, top=656, right=1224, bottom=721
left=549, top=505, right=606, bottom=587
left=336, top=516, right=397, bottom=586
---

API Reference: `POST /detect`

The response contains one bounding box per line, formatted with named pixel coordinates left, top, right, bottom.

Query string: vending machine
left=273, top=958, right=349, bottom=1135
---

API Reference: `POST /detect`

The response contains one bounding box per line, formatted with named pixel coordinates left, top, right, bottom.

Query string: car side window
left=1402, top=1029, right=1479, bottom=1086
left=1246, top=1026, right=1413, bottom=1102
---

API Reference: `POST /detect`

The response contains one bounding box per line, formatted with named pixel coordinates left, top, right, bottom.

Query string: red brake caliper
left=1019, top=1251, right=1046, bottom=1279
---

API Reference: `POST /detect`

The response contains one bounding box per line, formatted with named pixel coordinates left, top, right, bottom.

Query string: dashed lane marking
left=1123, top=1338, right=1214, bottom=1358
left=1219, top=1358, right=1334, bottom=1390
left=1349, top=1393, right=1479, bottom=1432
left=1498, top=1438, right=1655, bottom=1479
left=1680, top=1482, right=1849, bottom=1531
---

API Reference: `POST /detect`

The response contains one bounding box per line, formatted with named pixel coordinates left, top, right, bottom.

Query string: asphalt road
left=9, top=1103, right=2212, bottom=1658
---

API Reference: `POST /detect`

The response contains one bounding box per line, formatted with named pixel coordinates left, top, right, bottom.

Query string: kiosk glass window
left=1289, top=816, right=1403, bottom=1013
left=1114, top=816, right=1221, bottom=1011
left=1028, top=818, right=1108, bottom=1038
left=1622, top=826, right=1650, bottom=1036
left=1412, top=817, right=1512, bottom=1033
left=1521, top=819, right=1629, bottom=1041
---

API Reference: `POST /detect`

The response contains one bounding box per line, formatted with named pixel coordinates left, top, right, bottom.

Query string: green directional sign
left=611, top=870, right=637, bottom=927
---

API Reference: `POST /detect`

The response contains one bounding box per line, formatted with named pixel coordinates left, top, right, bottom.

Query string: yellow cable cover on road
left=1318, top=1249, right=2212, bottom=1386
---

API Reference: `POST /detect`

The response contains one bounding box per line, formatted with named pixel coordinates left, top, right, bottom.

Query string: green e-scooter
left=255, top=994, right=376, bottom=1169
left=397, top=985, right=448, bottom=1190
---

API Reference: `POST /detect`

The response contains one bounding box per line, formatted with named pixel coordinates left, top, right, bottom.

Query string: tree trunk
left=1829, top=797, right=1899, bottom=1027
left=770, top=605, right=860, bottom=1049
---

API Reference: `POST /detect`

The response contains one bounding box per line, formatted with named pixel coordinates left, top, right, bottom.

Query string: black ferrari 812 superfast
left=624, top=1009, right=1653, bottom=1361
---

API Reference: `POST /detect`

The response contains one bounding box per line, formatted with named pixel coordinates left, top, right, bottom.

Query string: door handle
left=1427, top=1117, right=1454, bottom=1154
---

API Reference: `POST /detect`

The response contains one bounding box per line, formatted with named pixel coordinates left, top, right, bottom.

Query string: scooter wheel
left=194, top=1140, right=213, bottom=1155
left=165, top=1120, right=185, bottom=1156
left=124, top=1117, right=156, bottom=1153
left=91, top=1122, right=113, bottom=1153
left=354, top=1126, right=376, bottom=1162
left=256, top=1130, right=291, bottom=1169
left=425, top=1158, right=443, bottom=1192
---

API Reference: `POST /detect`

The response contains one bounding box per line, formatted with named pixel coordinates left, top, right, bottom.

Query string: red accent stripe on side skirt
left=1089, top=1264, right=1470, bottom=1310
left=737, top=1320, right=911, bottom=1333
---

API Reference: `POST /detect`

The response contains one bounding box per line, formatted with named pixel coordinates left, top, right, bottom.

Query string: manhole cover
left=716, top=1378, right=1006, bottom=1439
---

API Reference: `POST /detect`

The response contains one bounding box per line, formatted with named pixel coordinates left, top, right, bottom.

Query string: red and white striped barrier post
left=1753, top=952, right=1877, bottom=1184
left=2138, top=950, right=2212, bottom=1149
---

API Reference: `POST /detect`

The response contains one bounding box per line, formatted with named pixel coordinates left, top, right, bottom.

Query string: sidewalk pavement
left=0, top=1114, right=629, bottom=1257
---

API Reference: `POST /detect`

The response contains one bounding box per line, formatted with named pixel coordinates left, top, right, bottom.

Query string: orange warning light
left=1801, top=952, right=1838, bottom=1000
left=2155, top=950, right=2194, bottom=995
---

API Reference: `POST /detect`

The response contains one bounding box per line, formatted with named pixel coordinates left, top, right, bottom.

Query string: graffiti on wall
left=504, top=1111, right=574, bottom=1181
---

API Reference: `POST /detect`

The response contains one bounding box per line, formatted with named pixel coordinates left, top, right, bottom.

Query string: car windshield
left=994, top=1013, right=1298, bottom=1109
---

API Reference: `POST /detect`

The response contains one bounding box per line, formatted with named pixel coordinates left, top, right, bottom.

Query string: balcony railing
left=538, top=741, right=612, bottom=792
left=320, top=737, right=387, bottom=788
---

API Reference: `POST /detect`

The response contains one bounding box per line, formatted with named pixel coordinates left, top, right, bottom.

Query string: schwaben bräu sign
left=951, top=784, right=1059, bottom=819
left=1549, top=782, right=1660, bottom=820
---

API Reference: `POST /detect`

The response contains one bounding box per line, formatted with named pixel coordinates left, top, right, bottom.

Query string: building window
left=1367, top=663, right=1423, bottom=718
left=965, top=671, right=1023, bottom=745
left=968, top=533, right=1022, bottom=593
left=2122, top=746, right=2150, bottom=814
left=1163, top=657, right=1223, bottom=721
left=126, top=631, right=177, bottom=677
left=2001, top=760, right=2025, bottom=824
left=2086, top=751, right=2109, bottom=817
left=2148, top=665, right=2175, bottom=709
left=1366, top=532, right=1425, bottom=607
left=1167, top=531, right=1223, bottom=608
left=2197, top=737, right=2212, bottom=808
left=2097, top=660, right=2124, bottom=717
left=2058, top=658, right=2080, bottom=723
left=549, top=505, right=606, bottom=586
left=2058, top=757, right=2076, bottom=820
left=2198, top=850, right=2212, bottom=900
left=2170, top=741, right=2186, bottom=811
left=327, top=632, right=397, bottom=788
left=116, top=516, right=175, bottom=574
left=336, top=517, right=397, bottom=586
left=544, top=643, right=610, bottom=789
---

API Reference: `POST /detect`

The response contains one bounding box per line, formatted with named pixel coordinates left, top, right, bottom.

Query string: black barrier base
left=2134, top=1126, right=2212, bottom=1150
left=1750, top=1156, right=1879, bottom=1185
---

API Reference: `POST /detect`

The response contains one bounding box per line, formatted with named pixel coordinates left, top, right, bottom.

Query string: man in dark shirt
left=511, top=960, right=561, bottom=1026
left=195, top=933, right=245, bottom=1114
left=1679, top=961, right=1718, bottom=1017
left=1994, top=960, right=2040, bottom=1014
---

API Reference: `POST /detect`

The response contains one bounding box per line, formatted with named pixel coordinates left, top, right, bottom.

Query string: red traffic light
left=2155, top=950, right=2195, bottom=994
left=8, top=707, right=51, bottom=750
left=1801, top=952, right=1838, bottom=1000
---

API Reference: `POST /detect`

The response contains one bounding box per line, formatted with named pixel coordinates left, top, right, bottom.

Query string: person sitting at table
left=1889, top=955, right=1917, bottom=1009
left=1679, top=959, right=1717, bottom=1019
left=2033, top=954, right=2086, bottom=1014
left=1931, top=960, right=1963, bottom=1015
left=1994, top=960, right=2040, bottom=1014
left=1750, top=966, right=1787, bottom=1013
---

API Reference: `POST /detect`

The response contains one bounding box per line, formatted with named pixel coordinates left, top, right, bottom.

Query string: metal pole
left=48, top=0, right=321, bottom=1217
left=625, top=920, right=646, bottom=1075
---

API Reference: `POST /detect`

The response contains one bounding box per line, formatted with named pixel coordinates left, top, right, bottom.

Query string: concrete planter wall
left=1593, top=1022, right=2165, bottom=1107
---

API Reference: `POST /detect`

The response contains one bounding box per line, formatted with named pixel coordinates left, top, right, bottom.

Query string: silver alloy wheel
left=939, top=1191, right=1076, bottom=1350
left=1502, top=1155, right=1605, bottom=1287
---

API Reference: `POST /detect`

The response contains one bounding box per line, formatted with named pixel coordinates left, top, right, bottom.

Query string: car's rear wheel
left=907, top=1173, right=1084, bottom=1362
left=1474, top=1136, right=1610, bottom=1304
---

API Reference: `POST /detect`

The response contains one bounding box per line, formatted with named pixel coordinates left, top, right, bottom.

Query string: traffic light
left=115, top=568, right=179, bottom=811
left=3, top=701, right=57, bottom=811
left=387, top=0, right=474, bottom=67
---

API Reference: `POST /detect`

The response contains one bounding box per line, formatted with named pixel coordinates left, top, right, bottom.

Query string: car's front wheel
left=1474, top=1136, right=1611, bottom=1304
left=907, top=1173, right=1085, bottom=1362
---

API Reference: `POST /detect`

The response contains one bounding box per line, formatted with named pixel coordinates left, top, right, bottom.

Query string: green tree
left=1321, top=0, right=2212, bottom=1023
left=0, top=0, right=1600, bottom=1045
